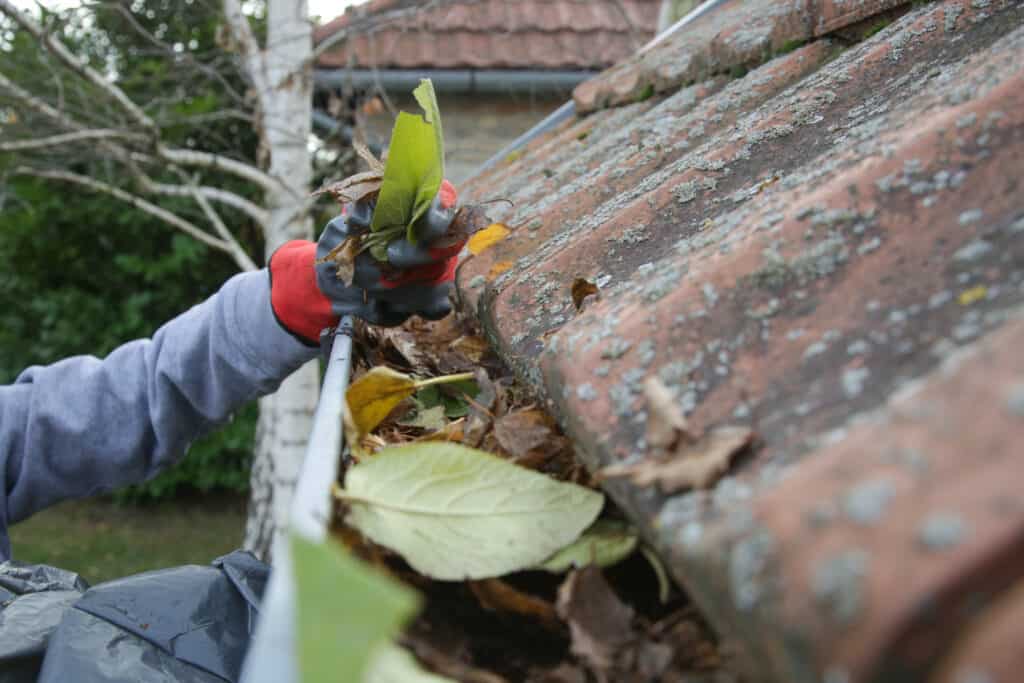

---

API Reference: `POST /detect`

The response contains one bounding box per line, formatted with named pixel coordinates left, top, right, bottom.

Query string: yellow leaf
left=487, top=260, right=513, bottom=280
left=346, top=367, right=418, bottom=437
left=958, top=285, right=987, bottom=306
left=467, top=223, right=511, bottom=255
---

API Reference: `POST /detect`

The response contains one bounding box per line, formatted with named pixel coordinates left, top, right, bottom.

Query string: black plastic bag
left=0, top=562, right=89, bottom=683
left=2, top=550, right=267, bottom=683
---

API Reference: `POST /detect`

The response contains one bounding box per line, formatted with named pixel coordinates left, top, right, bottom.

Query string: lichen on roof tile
left=455, top=0, right=1024, bottom=680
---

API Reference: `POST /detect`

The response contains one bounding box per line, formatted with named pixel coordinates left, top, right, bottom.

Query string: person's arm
left=0, top=270, right=317, bottom=558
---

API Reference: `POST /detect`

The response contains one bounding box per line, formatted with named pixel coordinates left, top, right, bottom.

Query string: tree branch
left=148, top=180, right=269, bottom=226
left=1, top=3, right=284, bottom=194
left=157, top=147, right=282, bottom=193
left=221, top=0, right=268, bottom=94
left=14, top=166, right=234, bottom=255
left=185, top=177, right=258, bottom=272
left=0, top=128, right=147, bottom=152
left=0, top=0, right=157, bottom=132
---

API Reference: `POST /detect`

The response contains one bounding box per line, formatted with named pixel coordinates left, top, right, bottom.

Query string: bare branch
left=14, top=166, right=234, bottom=255
left=0, top=0, right=157, bottom=132
left=0, top=129, right=148, bottom=152
left=148, top=180, right=269, bottom=226
left=0, top=71, right=85, bottom=134
left=185, top=176, right=258, bottom=272
left=105, top=2, right=249, bottom=107
left=157, top=147, right=281, bottom=193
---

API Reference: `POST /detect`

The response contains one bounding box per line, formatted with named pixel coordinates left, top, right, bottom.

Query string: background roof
left=314, top=0, right=660, bottom=71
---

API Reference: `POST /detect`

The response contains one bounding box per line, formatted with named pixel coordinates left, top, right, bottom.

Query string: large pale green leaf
left=534, top=520, right=638, bottom=573
left=337, top=442, right=604, bottom=580
left=292, top=534, right=420, bottom=683
left=370, top=79, right=444, bottom=241
left=364, top=643, right=455, bottom=683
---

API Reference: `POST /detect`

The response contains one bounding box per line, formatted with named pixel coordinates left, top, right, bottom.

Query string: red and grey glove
left=269, top=180, right=461, bottom=344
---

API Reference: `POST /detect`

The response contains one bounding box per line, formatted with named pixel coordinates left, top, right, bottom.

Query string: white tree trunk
left=241, top=0, right=318, bottom=561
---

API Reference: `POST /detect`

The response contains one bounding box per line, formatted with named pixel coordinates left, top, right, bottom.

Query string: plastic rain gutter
left=313, top=68, right=595, bottom=95
left=240, top=317, right=354, bottom=683
left=473, top=0, right=730, bottom=177
left=241, top=2, right=732, bottom=680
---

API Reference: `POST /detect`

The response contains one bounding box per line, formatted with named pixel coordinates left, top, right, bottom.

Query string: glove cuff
left=269, top=240, right=337, bottom=346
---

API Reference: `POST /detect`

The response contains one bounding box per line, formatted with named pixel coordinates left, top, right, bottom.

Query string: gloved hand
left=269, top=180, right=461, bottom=344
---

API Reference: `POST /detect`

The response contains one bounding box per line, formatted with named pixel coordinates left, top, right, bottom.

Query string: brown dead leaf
left=556, top=566, right=635, bottom=681
left=449, top=335, right=490, bottom=364
left=315, top=170, right=383, bottom=206
left=570, top=278, right=599, bottom=311
left=317, top=235, right=362, bottom=285
left=528, top=663, right=588, bottom=683
left=400, top=636, right=509, bottom=683
left=414, top=418, right=465, bottom=443
left=600, top=426, right=754, bottom=493
left=493, top=409, right=552, bottom=459
left=470, top=579, right=562, bottom=632
left=441, top=204, right=493, bottom=248
left=642, top=377, right=692, bottom=450
left=367, top=325, right=430, bottom=373
left=353, top=139, right=385, bottom=174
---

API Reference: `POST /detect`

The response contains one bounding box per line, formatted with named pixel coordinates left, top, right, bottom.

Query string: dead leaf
left=599, top=426, right=754, bottom=493
left=442, top=204, right=493, bottom=248
left=529, top=664, right=587, bottom=683
left=493, top=409, right=552, bottom=459
left=354, top=139, right=385, bottom=174
left=414, top=418, right=465, bottom=444
left=470, top=579, right=562, bottom=632
left=315, top=170, right=383, bottom=205
left=345, top=367, right=418, bottom=439
left=400, top=405, right=447, bottom=431
left=570, top=278, right=599, bottom=311
left=642, top=377, right=692, bottom=450
left=487, top=261, right=514, bottom=280
left=449, top=335, right=489, bottom=364
left=556, top=566, right=635, bottom=681
left=467, top=223, right=511, bottom=255
left=317, top=235, right=362, bottom=285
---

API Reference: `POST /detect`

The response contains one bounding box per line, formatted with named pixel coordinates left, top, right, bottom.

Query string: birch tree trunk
left=236, top=0, right=319, bottom=561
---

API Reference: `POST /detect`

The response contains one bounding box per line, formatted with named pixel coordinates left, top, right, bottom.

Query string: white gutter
left=240, top=319, right=354, bottom=683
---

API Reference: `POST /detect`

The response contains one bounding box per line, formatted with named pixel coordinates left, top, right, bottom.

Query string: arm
left=0, top=270, right=318, bottom=558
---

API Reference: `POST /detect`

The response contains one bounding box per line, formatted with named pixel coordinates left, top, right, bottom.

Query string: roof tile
left=573, top=0, right=913, bottom=113
left=315, top=0, right=660, bottom=70
left=454, top=0, right=1024, bottom=678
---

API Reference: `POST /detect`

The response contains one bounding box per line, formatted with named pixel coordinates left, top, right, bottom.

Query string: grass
left=8, top=494, right=249, bottom=584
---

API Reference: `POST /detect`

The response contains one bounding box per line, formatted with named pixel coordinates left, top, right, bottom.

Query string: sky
left=9, top=0, right=366, bottom=23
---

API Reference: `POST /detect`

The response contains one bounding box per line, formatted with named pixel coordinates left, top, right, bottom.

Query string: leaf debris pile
left=329, top=316, right=737, bottom=682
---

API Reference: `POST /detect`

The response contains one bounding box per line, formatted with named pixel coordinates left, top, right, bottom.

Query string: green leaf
left=364, top=643, right=455, bottom=683
left=292, top=534, right=420, bottom=683
left=370, top=79, right=444, bottom=245
left=338, top=442, right=604, bottom=580
left=534, top=520, right=639, bottom=573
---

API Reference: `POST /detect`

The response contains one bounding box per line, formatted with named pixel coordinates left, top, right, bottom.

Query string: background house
left=313, top=0, right=661, bottom=183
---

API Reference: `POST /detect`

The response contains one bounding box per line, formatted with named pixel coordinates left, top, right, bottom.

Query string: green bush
left=0, top=177, right=256, bottom=501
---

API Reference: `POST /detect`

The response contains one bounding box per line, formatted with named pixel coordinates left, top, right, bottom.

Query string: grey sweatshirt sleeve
left=0, top=270, right=320, bottom=560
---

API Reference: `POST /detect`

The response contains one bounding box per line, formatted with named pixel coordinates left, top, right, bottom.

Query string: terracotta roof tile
left=453, top=0, right=1024, bottom=679
left=315, top=0, right=659, bottom=70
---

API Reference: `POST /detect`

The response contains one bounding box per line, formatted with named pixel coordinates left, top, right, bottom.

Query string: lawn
left=8, top=494, right=249, bottom=584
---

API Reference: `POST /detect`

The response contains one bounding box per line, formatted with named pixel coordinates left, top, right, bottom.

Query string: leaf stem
left=413, top=372, right=475, bottom=390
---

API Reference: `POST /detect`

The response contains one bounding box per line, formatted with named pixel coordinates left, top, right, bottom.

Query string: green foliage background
left=0, top=1, right=270, bottom=501
left=0, top=176, right=257, bottom=501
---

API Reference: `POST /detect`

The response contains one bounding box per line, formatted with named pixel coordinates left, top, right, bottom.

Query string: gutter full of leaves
left=249, top=80, right=748, bottom=683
